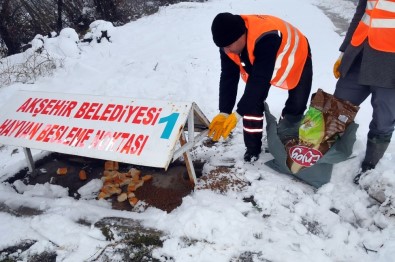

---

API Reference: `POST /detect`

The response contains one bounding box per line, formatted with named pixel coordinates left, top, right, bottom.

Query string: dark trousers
left=334, top=55, right=395, bottom=138
left=243, top=54, right=313, bottom=153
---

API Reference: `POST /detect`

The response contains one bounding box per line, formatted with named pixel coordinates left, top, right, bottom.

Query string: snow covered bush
left=82, top=20, right=115, bottom=43
left=0, top=28, right=84, bottom=87
left=0, top=49, right=61, bottom=86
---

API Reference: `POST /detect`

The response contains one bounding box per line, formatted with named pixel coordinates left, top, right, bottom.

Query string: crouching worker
left=208, top=12, right=313, bottom=162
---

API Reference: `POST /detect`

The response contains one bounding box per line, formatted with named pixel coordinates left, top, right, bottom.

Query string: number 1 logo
left=158, top=113, right=179, bottom=139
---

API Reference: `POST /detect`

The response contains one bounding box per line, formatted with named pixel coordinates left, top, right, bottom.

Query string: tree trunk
left=57, top=0, right=63, bottom=33
left=0, top=0, right=21, bottom=55
left=94, top=0, right=117, bottom=21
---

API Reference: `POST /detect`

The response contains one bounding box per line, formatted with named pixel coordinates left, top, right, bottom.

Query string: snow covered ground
left=1, top=0, right=395, bottom=261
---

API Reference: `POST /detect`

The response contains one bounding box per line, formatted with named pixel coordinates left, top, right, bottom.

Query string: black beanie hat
left=211, top=12, right=246, bottom=47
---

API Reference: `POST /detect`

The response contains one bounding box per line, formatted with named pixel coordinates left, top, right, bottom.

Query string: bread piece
left=101, top=184, right=121, bottom=196
left=103, top=180, right=120, bottom=188
left=127, top=180, right=144, bottom=192
left=142, top=175, right=152, bottom=182
left=79, top=170, right=87, bottom=180
left=104, top=161, right=114, bottom=171
left=128, top=168, right=141, bottom=180
left=127, top=183, right=136, bottom=192
left=56, top=167, right=68, bottom=175
left=117, top=193, right=127, bottom=202
left=113, top=161, right=119, bottom=171
left=127, top=192, right=135, bottom=198
left=103, top=170, right=114, bottom=177
left=101, top=176, right=112, bottom=183
left=119, top=178, right=132, bottom=187
left=134, top=180, right=144, bottom=189
left=98, top=191, right=108, bottom=199
left=128, top=197, right=139, bottom=207
left=113, top=172, right=128, bottom=184
left=132, top=174, right=140, bottom=182
left=101, top=171, right=117, bottom=182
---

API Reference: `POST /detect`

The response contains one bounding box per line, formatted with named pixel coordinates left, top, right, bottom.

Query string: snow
left=1, top=0, right=394, bottom=261
left=314, top=0, right=358, bottom=21
left=78, top=179, right=104, bottom=200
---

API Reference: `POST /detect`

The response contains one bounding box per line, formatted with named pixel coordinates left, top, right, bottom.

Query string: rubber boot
left=353, top=133, right=391, bottom=185
left=277, top=114, right=303, bottom=144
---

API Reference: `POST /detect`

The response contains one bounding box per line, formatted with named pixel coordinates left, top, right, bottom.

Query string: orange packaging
left=79, top=170, right=87, bottom=181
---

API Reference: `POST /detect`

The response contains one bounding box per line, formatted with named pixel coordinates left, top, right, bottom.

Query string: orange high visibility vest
left=351, top=0, right=395, bottom=52
left=226, top=15, right=308, bottom=90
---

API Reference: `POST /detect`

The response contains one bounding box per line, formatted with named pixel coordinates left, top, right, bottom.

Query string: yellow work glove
left=208, top=113, right=228, bottom=141
left=222, top=112, right=242, bottom=140
left=333, top=52, right=343, bottom=79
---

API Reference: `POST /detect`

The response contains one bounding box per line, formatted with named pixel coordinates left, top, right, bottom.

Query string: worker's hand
left=333, top=52, right=343, bottom=79
left=208, top=113, right=228, bottom=141
left=222, top=112, right=241, bottom=140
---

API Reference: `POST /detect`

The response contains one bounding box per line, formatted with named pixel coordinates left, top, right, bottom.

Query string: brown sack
left=286, top=89, right=359, bottom=173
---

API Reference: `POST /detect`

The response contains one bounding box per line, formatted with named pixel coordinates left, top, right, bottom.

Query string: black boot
left=244, top=149, right=261, bottom=162
left=353, top=133, right=391, bottom=185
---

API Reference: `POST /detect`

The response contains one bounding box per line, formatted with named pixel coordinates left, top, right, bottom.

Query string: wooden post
left=179, top=132, right=197, bottom=186
left=23, top=147, right=35, bottom=172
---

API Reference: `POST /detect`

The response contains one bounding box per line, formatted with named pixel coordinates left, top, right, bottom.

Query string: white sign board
left=0, top=90, right=193, bottom=169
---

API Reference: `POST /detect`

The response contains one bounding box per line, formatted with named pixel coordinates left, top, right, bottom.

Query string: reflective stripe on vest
left=367, top=0, right=376, bottom=10
left=226, top=15, right=308, bottom=90
left=377, top=0, right=395, bottom=12
left=351, top=0, right=395, bottom=52
left=244, top=115, right=264, bottom=121
left=243, top=127, right=263, bottom=133
left=273, top=24, right=300, bottom=87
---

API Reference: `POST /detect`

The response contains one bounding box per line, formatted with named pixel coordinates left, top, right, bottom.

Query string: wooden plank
left=179, top=132, right=197, bottom=186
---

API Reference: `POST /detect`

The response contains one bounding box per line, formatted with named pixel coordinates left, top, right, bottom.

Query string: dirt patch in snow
left=5, top=152, right=200, bottom=213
